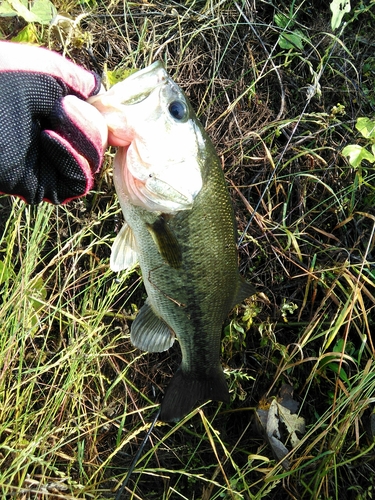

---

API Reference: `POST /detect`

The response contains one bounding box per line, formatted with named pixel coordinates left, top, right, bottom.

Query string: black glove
left=0, top=41, right=108, bottom=204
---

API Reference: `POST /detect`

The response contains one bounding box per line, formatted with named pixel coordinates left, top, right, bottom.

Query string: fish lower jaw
left=137, top=187, right=193, bottom=212
left=120, top=171, right=195, bottom=213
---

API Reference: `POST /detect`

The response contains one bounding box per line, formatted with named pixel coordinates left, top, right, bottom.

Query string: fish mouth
left=115, top=141, right=203, bottom=213
left=144, top=174, right=197, bottom=210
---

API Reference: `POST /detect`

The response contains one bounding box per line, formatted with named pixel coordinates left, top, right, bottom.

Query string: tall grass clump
left=1, top=0, right=375, bottom=498
left=0, top=184, right=148, bottom=496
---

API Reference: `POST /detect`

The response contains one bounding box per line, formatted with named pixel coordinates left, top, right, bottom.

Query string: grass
left=1, top=0, right=375, bottom=498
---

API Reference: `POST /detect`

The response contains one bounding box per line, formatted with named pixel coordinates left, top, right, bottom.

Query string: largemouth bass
left=89, top=62, right=256, bottom=422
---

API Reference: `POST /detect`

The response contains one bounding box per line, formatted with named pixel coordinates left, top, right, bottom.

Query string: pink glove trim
left=43, top=129, right=94, bottom=201
left=0, top=41, right=100, bottom=98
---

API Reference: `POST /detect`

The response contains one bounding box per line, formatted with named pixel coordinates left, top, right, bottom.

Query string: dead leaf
left=266, top=399, right=291, bottom=469
left=277, top=401, right=305, bottom=447
left=256, top=384, right=305, bottom=469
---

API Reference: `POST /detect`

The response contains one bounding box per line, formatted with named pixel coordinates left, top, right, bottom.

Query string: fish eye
left=169, top=100, right=188, bottom=121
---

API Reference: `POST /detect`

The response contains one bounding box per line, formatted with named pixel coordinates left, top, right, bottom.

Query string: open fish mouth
left=115, top=142, right=203, bottom=213
left=144, top=175, right=197, bottom=209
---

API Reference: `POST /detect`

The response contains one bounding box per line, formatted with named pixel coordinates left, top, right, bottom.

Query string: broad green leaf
left=106, top=68, right=137, bottom=87
left=355, top=117, right=375, bottom=139
left=30, top=0, right=57, bottom=25
left=330, top=0, right=351, bottom=30
left=342, top=144, right=375, bottom=168
left=3, top=0, right=38, bottom=22
left=274, top=13, right=304, bottom=50
left=29, top=276, right=47, bottom=311
left=11, top=23, right=38, bottom=43
left=327, top=362, right=349, bottom=384
left=232, top=321, right=245, bottom=334
left=279, top=30, right=304, bottom=51
left=0, top=1, right=18, bottom=16
left=0, top=0, right=56, bottom=24
left=333, top=338, right=345, bottom=352
left=274, top=13, right=292, bottom=29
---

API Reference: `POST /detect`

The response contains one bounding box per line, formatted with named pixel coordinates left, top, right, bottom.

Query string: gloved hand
left=0, top=41, right=108, bottom=204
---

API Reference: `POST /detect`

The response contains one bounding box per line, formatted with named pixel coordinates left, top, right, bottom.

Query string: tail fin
left=159, top=367, right=230, bottom=422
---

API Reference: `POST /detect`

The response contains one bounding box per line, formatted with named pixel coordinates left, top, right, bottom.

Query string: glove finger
left=51, top=95, right=108, bottom=174
left=38, top=130, right=96, bottom=204
left=0, top=41, right=102, bottom=98
left=1, top=130, right=93, bottom=204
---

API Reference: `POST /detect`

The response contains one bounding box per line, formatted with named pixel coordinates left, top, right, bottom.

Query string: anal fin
left=131, top=299, right=175, bottom=353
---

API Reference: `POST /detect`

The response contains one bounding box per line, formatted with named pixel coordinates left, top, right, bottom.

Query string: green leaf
left=274, top=13, right=292, bottom=29
left=11, top=23, right=38, bottom=43
left=0, top=0, right=38, bottom=22
left=30, top=0, right=56, bottom=25
left=279, top=30, right=304, bottom=51
left=333, top=338, right=345, bottom=353
left=106, top=68, right=137, bottom=87
left=28, top=276, right=47, bottom=312
left=274, top=13, right=304, bottom=50
left=330, top=0, right=351, bottom=30
left=327, top=362, right=349, bottom=384
left=232, top=321, right=245, bottom=334
left=0, top=0, right=56, bottom=24
left=342, top=144, right=375, bottom=168
left=355, top=117, right=375, bottom=139
left=0, top=0, right=18, bottom=16
left=0, top=260, right=11, bottom=285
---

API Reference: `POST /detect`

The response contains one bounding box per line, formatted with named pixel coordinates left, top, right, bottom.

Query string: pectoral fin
left=146, top=216, right=182, bottom=269
left=110, top=222, right=139, bottom=272
left=131, top=299, right=175, bottom=352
